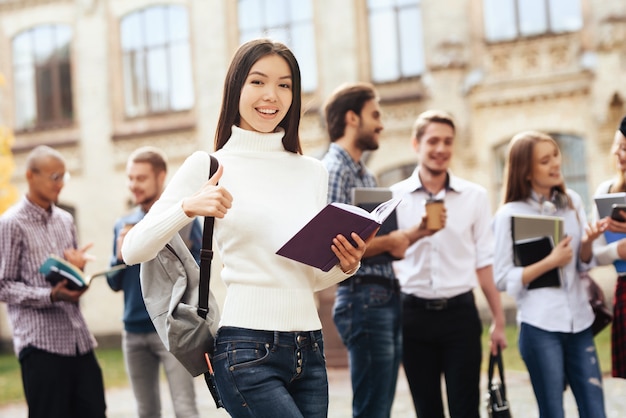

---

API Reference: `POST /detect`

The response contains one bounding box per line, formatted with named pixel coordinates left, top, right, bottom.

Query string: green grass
left=0, top=325, right=614, bottom=407
left=0, top=347, right=129, bottom=406
left=480, top=324, right=612, bottom=374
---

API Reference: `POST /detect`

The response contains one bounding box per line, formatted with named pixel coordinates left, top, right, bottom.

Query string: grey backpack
left=140, top=154, right=222, bottom=407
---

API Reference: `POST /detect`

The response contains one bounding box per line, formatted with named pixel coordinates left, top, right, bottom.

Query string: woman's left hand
left=332, top=231, right=371, bottom=274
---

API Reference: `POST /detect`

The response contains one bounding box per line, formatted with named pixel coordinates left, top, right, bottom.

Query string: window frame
left=120, top=4, right=195, bottom=118
left=11, top=24, right=74, bottom=132
left=237, top=0, right=318, bottom=92
left=367, top=0, right=425, bottom=83
left=483, top=0, right=583, bottom=43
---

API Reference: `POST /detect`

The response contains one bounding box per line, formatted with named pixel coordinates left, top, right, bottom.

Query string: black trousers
left=20, top=347, right=106, bottom=418
left=402, top=292, right=482, bottom=418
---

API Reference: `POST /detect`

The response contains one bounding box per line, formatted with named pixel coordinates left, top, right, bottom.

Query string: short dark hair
left=619, top=115, right=626, bottom=137
left=412, top=110, right=456, bottom=142
left=214, top=38, right=302, bottom=154
left=323, top=82, right=378, bottom=142
left=128, top=146, right=167, bottom=174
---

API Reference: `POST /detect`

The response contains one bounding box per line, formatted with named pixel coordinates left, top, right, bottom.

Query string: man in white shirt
left=391, top=110, right=507, bottom=418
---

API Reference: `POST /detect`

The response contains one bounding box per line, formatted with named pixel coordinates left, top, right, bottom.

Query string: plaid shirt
left=0, top=197, right=96, bottom=357
left=321, top=143, right=395, bottom=279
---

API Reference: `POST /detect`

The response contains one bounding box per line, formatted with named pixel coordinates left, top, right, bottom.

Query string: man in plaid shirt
left=321, top=82, right=434, bottom=418
left=0, top=145, right=106, bottom=418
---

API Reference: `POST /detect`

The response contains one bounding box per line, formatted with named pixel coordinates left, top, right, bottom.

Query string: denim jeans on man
left=519, top=323, right=606, bottom=418
left=333, top=280, right=402, bottom=418
left=212, top=327, right=328, bottom=418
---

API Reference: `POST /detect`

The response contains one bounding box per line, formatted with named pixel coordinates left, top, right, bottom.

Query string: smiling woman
left=120, top=38, right=368, bottom=418
left=492, top=131, right=607, bottom=418
left=237, top=54, right=292, bottom=133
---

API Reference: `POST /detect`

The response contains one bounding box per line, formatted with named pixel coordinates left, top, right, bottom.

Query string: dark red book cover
left=276, top=198, right=401, bottom=271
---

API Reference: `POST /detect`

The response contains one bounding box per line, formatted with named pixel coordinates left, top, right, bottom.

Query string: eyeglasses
left=33, top=169, right=71, bottom=183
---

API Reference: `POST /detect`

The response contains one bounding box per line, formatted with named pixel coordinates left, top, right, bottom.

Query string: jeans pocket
left=366, top=285, right=393, bottom=307
left=333, top=302, right=353, bottom=345
left=223, top=341, right=270, bottom=371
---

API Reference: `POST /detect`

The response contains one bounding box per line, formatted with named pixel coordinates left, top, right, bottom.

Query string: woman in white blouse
left=492, top=130, right=606, bottom=418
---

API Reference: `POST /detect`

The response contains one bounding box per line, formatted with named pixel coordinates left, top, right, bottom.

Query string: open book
left=276, top=197, right=402, bottom=271
left=40, top=255, right=127, bottom=290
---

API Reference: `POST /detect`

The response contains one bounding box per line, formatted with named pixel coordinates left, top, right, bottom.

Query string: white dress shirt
left=492, top=189, right=594, bottom=333
left=391, top=169, right=494, bottom=299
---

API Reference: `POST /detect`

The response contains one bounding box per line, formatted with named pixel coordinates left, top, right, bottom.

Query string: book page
left=372, top=197, right=402, bottom=224
left=331, top=197, right=402, bottom=225
left=331, top=202, right=372, bottom=219
left=85, top=264, right=128, bottom=285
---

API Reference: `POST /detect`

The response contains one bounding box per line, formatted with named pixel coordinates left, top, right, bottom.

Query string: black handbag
left=582, top=271, right=613, bottom=336
left=486, top=347, right=512, bottom=418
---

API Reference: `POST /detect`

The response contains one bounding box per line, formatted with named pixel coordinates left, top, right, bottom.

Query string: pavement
left=1, top=366, right=626, bottom=417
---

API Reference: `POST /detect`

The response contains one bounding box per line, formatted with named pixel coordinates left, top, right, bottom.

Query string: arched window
left=120, top=4, right=194, bottom=117
left=238, top=0, right=317, bottom=92
left=12, top=24, right=73, bottom=131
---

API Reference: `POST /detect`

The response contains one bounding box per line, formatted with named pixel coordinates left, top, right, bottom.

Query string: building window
left=367, top=0, right=425, bottom=83
left=12, top=25, right=73, bottom=131
left=493, top=133, right=588, bottom=208
left=483, top=0, right=582, bottom=42
left=120, top=4, right=194, bottom=118
left=238, top=0, right=317, bottom=92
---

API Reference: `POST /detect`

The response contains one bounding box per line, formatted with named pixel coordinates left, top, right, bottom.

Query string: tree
left=0, top=73, right=19, bottom=214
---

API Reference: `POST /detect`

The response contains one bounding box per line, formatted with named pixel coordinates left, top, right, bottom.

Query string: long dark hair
left=214, top=39, right=302, bottom=154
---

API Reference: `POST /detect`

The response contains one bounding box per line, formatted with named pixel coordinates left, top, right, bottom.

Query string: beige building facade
left=0, top=0, right=625, bottom=360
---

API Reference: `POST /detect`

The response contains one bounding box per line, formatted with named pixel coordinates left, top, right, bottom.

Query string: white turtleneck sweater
left=122, top=126, right=351, bottom=332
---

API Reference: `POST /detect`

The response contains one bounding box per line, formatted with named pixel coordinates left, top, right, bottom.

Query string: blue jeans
left=519, top=323, right=606, bottom=418
left=212, top=327, right=328, bottom=418
left=333, top=280, right=402, bottom=418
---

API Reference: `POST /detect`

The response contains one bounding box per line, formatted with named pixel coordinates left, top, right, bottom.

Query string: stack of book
left=511, top=214, right=564, bottom=289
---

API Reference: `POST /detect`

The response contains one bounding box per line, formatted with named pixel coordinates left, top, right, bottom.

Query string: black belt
left=402, top=290, right=474, bottom=311
left=339, top=275, right=400, bottom=291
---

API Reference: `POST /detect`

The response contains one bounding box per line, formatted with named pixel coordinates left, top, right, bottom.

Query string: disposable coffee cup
left=425, top=199, right=444, bottom=230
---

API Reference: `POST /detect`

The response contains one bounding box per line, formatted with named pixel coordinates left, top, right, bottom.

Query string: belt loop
left=273, top=331, right=279, bottom=347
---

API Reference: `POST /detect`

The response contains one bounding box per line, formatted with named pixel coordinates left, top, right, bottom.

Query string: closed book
left=594, top=192, right=626, bottom=219
left=511, top=214, right=564, bottom=249
left=276, top=197, right=402, bottom=271
left=594, top=193, right=626, bottom=273
left=40, top=255, right=127, bottom=290
left=513, top=236, right=561, bottom=289
left=351, top=187, right=400, bottom=265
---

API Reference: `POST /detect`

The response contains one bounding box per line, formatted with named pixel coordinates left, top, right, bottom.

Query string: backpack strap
left=197, top=155, right=219, bottom=319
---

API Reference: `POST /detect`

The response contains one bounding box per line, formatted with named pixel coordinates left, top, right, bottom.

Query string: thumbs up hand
left=182, top=164, right=233, bottom=218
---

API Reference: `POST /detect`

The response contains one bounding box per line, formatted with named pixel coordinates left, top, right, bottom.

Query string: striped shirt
left=0, top=197, right=96, bottom=356
left=321, top=143, right=395, bottom=280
